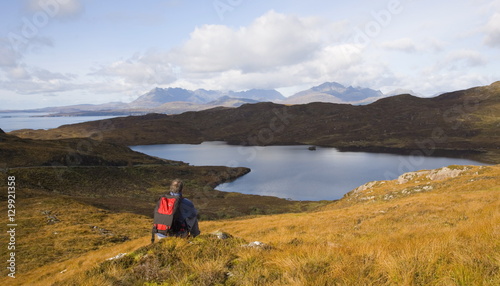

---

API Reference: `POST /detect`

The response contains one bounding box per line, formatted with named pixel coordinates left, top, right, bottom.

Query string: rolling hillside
left=0, top=130, right=326, bottom=283
left=2, top=82, right=498, bottom=285
left=0, top=129, right=321, bottom=218
left=10, top=81, right=500, bottom=163
left=3, top=164, right=498, bottom=285
left=0, top=127, right=170, bottom=168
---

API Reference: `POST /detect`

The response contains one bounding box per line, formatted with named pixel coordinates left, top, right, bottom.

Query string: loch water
left=131, top=142, right=488, bottom=201
left=0, top=112, right=119, bottom=132
left=0, top=113, right=489, bottom=201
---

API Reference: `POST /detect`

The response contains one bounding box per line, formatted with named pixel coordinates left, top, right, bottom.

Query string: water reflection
left=131, top=142, right=488, bottom=201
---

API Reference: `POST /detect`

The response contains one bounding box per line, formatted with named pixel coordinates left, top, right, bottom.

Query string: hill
left=207, top=96, right=260, bottom=107
left=1, top=128, right=323, bottom=217
left=0, top=131, right=326, bottom=285
left=0, top=128, right=330, bottom=283
left=0, top=127, right=171, bottom=168
left=10, top=81, right=500, bottom=163
left=4, top=164, right=498, bottom=285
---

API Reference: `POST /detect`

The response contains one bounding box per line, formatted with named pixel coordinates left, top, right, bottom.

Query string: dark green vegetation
left=0, top=128, right=170, bottom=167
left=5, top=166, right=322, bottom=219
left=0, top=129, right=320, bottom=219
left=10, top=81, right=500, bottom=163
left=0, top=168, right=321, bottom=280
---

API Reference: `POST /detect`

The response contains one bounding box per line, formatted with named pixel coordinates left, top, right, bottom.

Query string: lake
left=0, top=113, right=489, bottom=201
left=0, top=112, right=119, bottom=132
left=130, top=142, right=489, bottom=201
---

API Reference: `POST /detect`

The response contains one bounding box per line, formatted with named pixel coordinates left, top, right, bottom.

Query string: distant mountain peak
left=284, top=81, right=384, bottom=105
left=312, top=82, right=346, bottom=91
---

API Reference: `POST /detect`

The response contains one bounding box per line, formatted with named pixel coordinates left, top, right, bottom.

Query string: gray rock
left=210, top=231, right=232, bottom=239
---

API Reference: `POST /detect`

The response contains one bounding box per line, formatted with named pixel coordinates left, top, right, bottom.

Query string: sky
left=0, top=0, right=499, bottom=109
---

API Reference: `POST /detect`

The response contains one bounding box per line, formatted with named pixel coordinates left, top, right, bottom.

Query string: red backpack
left=151, top=194, right=182, bottom=243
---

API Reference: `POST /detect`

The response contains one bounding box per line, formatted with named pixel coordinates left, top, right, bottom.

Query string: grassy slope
left=1, top=128, right=322, bottom=218
left=0, top=176, right=322, bottom=285
left=5, top=164, right=498, bottom=286
left=0, top=131, right=326, bottom=284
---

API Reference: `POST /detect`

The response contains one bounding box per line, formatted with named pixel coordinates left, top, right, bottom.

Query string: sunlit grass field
left=2, top=164, right=499, bottom=285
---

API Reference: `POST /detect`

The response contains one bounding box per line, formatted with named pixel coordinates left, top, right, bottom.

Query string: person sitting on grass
left=153, top=179, right=200, bottom=241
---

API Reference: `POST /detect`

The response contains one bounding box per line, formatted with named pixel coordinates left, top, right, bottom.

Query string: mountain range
left=131, top=82, right=388, bottom=107
left=125, top=87, right=285, bottom=111
left=1, top=82, right=389, bottom=116
left=129, top=83, right=385, bottom=108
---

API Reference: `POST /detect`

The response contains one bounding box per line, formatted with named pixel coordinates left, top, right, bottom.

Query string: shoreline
left=132, top=140, right=498, bottom=165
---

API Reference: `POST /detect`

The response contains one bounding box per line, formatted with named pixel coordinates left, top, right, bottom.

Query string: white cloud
left=413, top=72, right=493, bottom=97
left=32, top=68, right=77, bottom=81
left=3, top=4, right=498, bottom=110
left=90, top=10, right=354, bottom=92
left=164, top=41, right=394, bottom=94
left=0, top=1, right=84, bottom=100
left=380, top=38, right=417, bottom=53
left=0, top=39, right=20, bottom=67
left=90, top=51, right=178, bottom=86
left=484, top=12, right=500, bottom=47
left=0, top=34, right=78, bottom=95
left=0, top=77, right=80, bottom=95
left=379, top=37, right=448, bottom=54
left=425, top=38, right=446, bottom=52
left=170, top=11, right=323, bottom=73
left=0, top=65, right=78, bottom=94
left=26, top=0, right=84, bottom=20
left=5, top=65, right=30, bottom=80
left=423, top=49, right=487, bottom=77
left=0, top=36, right=73, bottom=95
left=443, top=50, right=487, bottom=69
left=161, top=11, right=399, bottom=91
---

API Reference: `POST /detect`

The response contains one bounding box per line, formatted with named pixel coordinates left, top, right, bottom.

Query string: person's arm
left=187, top=216, right=200, bottom=237
left=180, top=199, right=200, bottom=237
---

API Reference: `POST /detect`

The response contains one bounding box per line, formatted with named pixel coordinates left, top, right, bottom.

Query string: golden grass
left=2, top=237, right=151, bottom=286
left=2, top=165, right=499, bottom=285
left=0, top=191, right=151, bottom=286
left=200, top=165, right=500, bottom=285
left=201, top=196, right=499, bottom=285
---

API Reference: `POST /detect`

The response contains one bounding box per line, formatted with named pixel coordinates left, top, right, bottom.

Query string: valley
left=1, top=82, right=499, bottom=285
left=9, top=81, right=500, bottom=163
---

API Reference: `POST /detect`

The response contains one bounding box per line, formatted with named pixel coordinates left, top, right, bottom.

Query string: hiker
left=152, top=179, right=200, bottom=242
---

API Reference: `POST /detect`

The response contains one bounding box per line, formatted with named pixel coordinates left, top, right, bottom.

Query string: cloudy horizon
left=1, top=0, right=499, bottom=109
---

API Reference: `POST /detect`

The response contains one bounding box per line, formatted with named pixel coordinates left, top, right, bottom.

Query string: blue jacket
left=170, top=192, right=200, bottom=237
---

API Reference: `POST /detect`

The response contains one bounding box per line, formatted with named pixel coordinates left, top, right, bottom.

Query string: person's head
left=169, top=179, right=183, bottom=195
